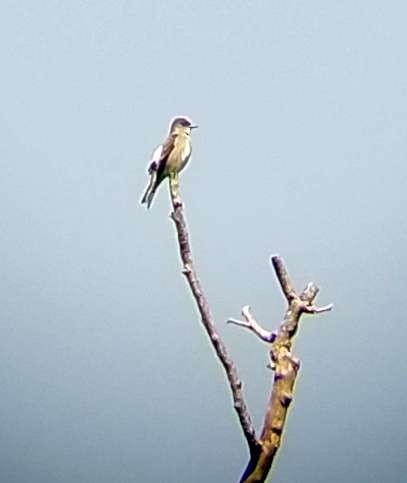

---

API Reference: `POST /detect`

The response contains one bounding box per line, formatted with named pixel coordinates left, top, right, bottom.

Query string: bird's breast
left=181, top=141, right=191, bottom=164
left=165, top=137, right=191, bottom=174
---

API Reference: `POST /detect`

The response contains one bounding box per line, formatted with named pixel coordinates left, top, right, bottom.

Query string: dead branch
left=233, top=255, right=332, bottom=482
left=168, top=175, right=260, bottom=455
left=167, top=175, right=332, bottom=481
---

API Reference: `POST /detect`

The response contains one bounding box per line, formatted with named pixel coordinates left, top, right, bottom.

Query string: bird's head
left=169, top=116, right=198, bottom=135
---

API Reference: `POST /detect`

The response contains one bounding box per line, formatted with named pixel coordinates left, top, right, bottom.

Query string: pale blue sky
left=1, top=1, right=406, bottom=482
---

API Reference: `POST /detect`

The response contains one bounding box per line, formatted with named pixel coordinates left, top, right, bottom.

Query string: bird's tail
left=140, top=170, right=158, bottom=209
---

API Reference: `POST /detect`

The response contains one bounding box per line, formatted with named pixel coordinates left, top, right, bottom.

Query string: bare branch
left=168, top=177, right=260, bottom=454
left=237, top=259, right=332, bottom=483
left=163, top=176, right=332, bottom=481
left=300, top=281, right=319, bottom=303
left=303, top=303, right=334, bottom=314
left=228, top=306, right=276, bottom=343
left=271, top=255, right=296, bottom=301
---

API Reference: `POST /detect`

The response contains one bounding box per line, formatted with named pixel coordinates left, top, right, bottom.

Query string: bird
left=141, top=115, right=198, bottom=208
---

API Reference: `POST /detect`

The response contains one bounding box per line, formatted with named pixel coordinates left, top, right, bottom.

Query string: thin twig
left=168, top=177, right=260, bottom=454
left=227, top=306, right=276, bottom=343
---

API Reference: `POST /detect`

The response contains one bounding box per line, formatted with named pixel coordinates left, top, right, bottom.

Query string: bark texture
left=168, top=176, right=332, bottom=481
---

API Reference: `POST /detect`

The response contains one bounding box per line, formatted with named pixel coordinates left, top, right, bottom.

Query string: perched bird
left=141, top=115, right=198, bottom=208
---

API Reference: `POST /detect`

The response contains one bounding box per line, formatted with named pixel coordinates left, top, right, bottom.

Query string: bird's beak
left=190, top=124, right=198, bottom=129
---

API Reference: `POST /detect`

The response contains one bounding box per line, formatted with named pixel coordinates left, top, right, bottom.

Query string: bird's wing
left=147, top=144, right=163, bottom=172
left=148, top=134, right=175, bottom=174
left=141, top=134, right=176, bottom=208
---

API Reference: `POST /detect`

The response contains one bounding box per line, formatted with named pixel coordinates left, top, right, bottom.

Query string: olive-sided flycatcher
left=141, top=116, right=197, bottom=208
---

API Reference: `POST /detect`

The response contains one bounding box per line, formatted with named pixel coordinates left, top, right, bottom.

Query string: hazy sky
left=1, top=1, right=406, bottom=482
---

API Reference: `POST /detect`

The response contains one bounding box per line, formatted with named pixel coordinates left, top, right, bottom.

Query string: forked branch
left=168, top=177, right=332, bottom=482
left=230, top=255, right=332, bottom=482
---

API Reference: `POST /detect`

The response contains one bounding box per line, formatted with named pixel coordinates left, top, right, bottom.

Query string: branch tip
left=304, top=303, right=333, bottom=314
left=271, top=255, right=296, bottom=301
left=242, top=305, right=251, bottom=319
